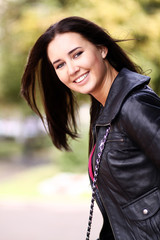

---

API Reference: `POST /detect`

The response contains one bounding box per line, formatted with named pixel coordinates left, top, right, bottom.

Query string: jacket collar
left=96, top=68, right=150, bottom=126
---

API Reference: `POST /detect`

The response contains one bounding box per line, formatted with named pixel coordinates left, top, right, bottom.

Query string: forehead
left=51, top=32, right=88, bottom=46
left=47, top=32, right=92, bottom=58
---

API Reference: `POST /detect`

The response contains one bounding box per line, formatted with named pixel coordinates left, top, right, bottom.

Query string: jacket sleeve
left=120, top=89, right=160, bottom=168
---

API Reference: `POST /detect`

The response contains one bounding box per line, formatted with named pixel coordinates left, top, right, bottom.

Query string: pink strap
left=88, top=144, right=96, bottom=182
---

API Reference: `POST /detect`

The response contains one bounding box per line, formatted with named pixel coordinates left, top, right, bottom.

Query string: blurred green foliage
left=0, top=139, right=21, bottom=158
left=0, top=0, right=160, bottom=112
left=52, top=127, right=89, bottom=173
left=0, top=125, right=89, bottom=172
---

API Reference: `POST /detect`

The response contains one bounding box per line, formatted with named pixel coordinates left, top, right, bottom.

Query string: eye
left=56, top=62, right=65, bottom=69
left=74, top=51, right=83, bottom=59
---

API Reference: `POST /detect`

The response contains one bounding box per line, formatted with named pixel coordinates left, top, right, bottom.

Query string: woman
left=21, top=16, right=160, bottom=240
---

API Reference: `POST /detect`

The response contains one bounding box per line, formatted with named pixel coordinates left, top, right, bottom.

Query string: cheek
left=88, top=53, right=102, bottom=68
left=80, top=58, right=95, bottom=70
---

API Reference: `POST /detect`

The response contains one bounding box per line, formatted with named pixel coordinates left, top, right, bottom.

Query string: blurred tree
left=0, top=0, right=43, bottom=105
left=138, top=0, right=160, bottom=14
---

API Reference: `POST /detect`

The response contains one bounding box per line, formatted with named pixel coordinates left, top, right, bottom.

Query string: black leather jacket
left=91, top=68, right=160, bottom=240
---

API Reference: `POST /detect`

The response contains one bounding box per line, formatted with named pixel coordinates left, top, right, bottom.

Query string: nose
left=67, top=61, right=79, bottom=76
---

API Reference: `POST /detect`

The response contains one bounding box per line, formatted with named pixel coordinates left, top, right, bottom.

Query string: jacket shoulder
left=121, top=85, right=160, bottom=119
left=119, top=84, right=160, bottom=144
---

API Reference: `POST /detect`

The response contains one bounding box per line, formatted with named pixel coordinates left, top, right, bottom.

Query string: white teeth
left=75, top=73, right=88, bottom=83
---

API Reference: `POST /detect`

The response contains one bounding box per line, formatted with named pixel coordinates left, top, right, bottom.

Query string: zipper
left=107, top=138, right=124, bottom=142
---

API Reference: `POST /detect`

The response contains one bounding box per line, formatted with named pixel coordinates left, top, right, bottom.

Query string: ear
left=99, top=46, right=108, bottom=59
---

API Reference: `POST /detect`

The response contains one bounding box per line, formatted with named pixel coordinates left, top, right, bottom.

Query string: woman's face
left=47, top=32, right=108, bottom=96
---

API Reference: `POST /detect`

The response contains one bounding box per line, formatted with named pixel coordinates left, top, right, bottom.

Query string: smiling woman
left=21, top=16, right=139, bottom=151
left=21, top=16, right=160, bottom=240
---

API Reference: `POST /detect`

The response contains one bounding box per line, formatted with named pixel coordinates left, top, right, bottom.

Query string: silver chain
left=86, top=126, right=110, bottom=240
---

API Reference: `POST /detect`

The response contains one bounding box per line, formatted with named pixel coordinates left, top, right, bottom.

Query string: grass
left=0, top=164, right=58, bottom=200
left=0, top=163, right=91, bottom=202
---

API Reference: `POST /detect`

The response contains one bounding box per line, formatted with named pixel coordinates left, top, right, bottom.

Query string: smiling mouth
left=74, top=72, right=89, bottom=83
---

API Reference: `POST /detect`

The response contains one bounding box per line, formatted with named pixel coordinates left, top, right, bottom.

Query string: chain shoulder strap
left=86, top=126, right=110, bottom=240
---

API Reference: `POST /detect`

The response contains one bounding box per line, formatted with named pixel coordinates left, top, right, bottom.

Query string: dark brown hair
left=21, top=16, right=141, bottom=152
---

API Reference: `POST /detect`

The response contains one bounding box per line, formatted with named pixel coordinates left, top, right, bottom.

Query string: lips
left=74, top=72, right=89, bottom=83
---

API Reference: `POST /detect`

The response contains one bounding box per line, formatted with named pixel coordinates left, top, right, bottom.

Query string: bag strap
left=86, top=126, right=111, bottom=240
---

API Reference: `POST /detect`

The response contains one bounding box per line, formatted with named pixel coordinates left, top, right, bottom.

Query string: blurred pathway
left=0, top=200, right=102, bottom=240
left=0, top=169, right=103, bottom=240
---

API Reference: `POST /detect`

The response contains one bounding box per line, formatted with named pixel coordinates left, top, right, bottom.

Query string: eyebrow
left=52, top=47, right=82, bottom=65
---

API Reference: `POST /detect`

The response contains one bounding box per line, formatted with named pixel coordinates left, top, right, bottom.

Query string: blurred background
left=0, top=0, right=160, bottom=239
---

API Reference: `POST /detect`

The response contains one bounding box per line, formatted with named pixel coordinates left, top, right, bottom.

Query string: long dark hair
left=21, top=16, right=142, bottom=152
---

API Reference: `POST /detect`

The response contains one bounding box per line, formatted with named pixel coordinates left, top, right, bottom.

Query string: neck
left=92, top=62, right=118, bottom=106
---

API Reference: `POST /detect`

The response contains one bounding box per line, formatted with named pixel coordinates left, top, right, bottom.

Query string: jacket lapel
left=96, top=68, right=150, bottom=126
